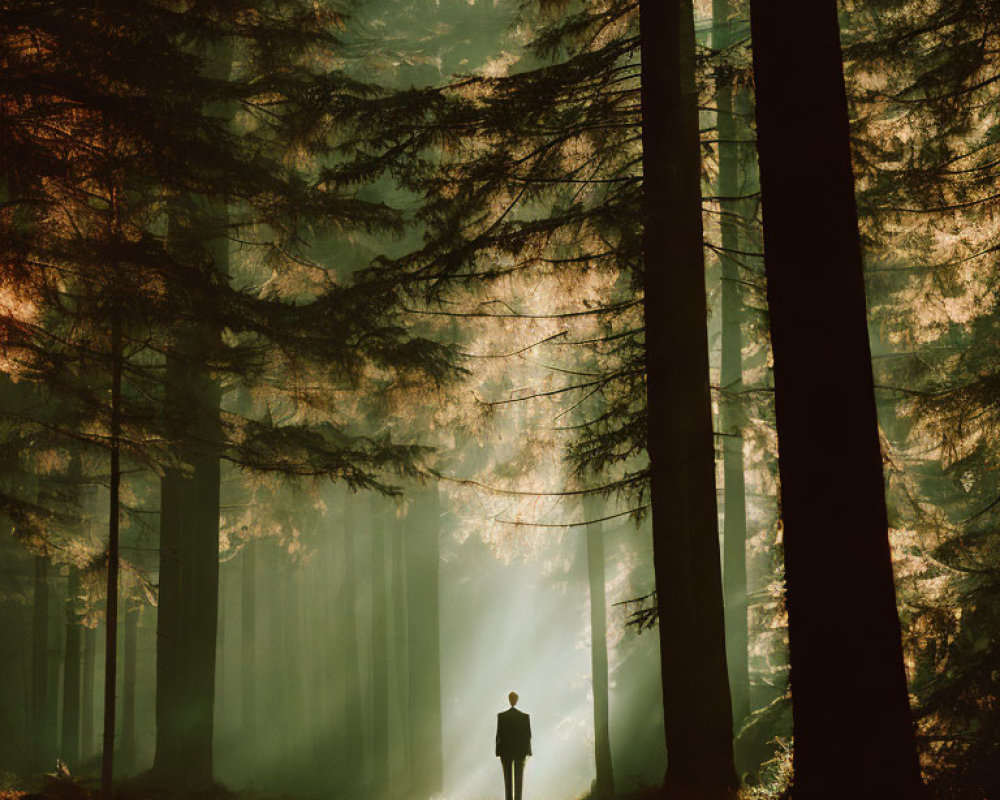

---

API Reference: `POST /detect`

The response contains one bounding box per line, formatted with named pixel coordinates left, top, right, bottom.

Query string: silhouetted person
left=496, top=691, right=531, bottom=800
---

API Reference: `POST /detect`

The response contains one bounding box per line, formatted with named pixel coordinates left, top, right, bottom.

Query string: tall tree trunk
left=583, top=493, right=614, bottom=799
left=639, top=0, right=738, bottom=795
left=712, top=0, right=751, bottom=732
left=31, top=555, right=51, bottom=772
left=405, top=483, right=443, bottom=800
left=154, top=344, right=223, bottom=789
left=82, top=623, right=96, bottom=761
left=341, top=492, right=365, bottom=791
left=102, top=306, right=123, bottom=800
left=370, top=492, right=390, bottom=799
left=241, top=540, right=257, bottom=745
left=153, top=455, right=182, bottom=778
left=286, top=563, right=308, bottom=773
left=62, top=568, right=82, bottom=767
left=118, top=608, right=138, bottom=773
left=153, top=43, right=231, bottom=788
left=747, top=3, right=925, bottom=798
left=391, top=505, right=409, bottom=791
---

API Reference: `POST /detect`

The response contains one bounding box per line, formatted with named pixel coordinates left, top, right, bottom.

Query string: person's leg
left=513, top=758, right=525, bottom=800
left=501, top=758, right=514, bottom=800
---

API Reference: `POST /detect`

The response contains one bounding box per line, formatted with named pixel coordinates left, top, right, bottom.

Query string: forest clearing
left=1, top=1, right=997, bottom=800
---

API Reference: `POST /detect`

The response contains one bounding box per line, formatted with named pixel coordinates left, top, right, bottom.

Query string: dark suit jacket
left=496, top=707, right=532, bottom=759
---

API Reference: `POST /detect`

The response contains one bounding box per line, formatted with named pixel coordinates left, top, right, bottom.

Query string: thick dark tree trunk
left=748, top=3, right=925, bottom=798
left=153, top=43, right=230, bottom=787
left=583, top=493, right=614, bottom=799
left=153, top=220, right=226, bottom=790
left=405, top=483, right=443, bottom=800
left=713, top=0, right=751, bottom=732
left=639, top=0, right=738, bottom=795
left=153, top=357, right=223, bottom=788
left=62, top=568, right=82, bottom=767
left=31, top=555, right=51, bottom=772
left=370, top=493, right=390, bottom=799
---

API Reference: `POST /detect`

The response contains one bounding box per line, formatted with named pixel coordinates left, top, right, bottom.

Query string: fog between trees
left=1, top=1, right=998, bottom=800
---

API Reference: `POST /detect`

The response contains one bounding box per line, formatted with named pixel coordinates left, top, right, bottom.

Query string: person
left=495, top=691, right=531, bottom=800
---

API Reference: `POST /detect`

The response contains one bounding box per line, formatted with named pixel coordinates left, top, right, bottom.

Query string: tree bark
left=748, top=3, right=925, bottom=798
left=583, top=493, right=614, bottom=799
left=712, top=0, right=751, bottom=732
left=639, top=0, right=738, bottom=794
left=101, top=306, right=122, bottom=800
left=405, top=483, right=443, bottom=800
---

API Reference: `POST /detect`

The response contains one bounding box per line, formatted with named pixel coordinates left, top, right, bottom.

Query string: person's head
left=508, top=691, right=519, bottom=707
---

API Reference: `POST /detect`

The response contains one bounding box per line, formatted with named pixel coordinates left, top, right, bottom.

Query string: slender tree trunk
left=391, top=506, right=409, bottom=791
left=32, top=555, right=51, bottom=772
left=183, top=358, right=223, bottom=789
left=62, top=568, right=83, bottom=767
left=370, top=493, right=390, bottom=799
left=583, top=493, right=614, bottom=799
left=102, top=307, right=123, bottom=800
left=277, top=563, right=298, bottom=774
left=118, top=608, right=138, bottom=773
left=342, top=492, right=365, bottom=791
left=153, top=456, right=182, bottom=778
left=713, top=0, right=751, bottom=732
left=241, top=540, right=257, bottom=745
left=326, top=512, right=346, bottom=780
left=217, top=577, right=226, bottom=733
left=639, top=0, right=738, bottom=795
left=82, top=623, right=96, bottom=761
left=405, top=483, right=443, bottom=800
left=748, top=3, right=925, bottom=798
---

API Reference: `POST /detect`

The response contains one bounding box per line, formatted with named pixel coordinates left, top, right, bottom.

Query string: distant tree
left=843, top=2, right=1000, bottom=795
left=341, top=0, right=741, bottom=793
left=370, top=492, right=391, bottom=799
left=712, top=0, right=753, bottom=733
left=0, top=0, right=459, bottom=791
left=582, top=492, right=614, bottom=799
left=405, top=482, right=444, bottom=800
left=340, top=490, right=367, bottom=792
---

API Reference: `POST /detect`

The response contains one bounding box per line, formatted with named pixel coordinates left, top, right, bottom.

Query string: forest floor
left=1, top=773, right=790, bottom=800
left=1, top=777, right=672, bottom=800
left=1, top=774, right=246, bottom=800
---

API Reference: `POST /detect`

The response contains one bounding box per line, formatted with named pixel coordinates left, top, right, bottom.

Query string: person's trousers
left=500, top=757, right=526, bottom=800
